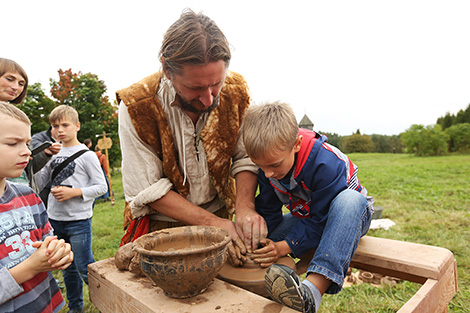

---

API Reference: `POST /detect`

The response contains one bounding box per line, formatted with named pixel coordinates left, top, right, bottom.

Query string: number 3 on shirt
left=6, top=231, right=35, bottom=259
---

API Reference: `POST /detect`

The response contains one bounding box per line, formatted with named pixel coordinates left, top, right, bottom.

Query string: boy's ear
left=293, top=135, right=303, bottom=153
left=76, top=122, right=81, bottom=132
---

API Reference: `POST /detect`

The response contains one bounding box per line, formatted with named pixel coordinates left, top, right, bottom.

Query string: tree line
left=319, top=104, right=470, bottom=156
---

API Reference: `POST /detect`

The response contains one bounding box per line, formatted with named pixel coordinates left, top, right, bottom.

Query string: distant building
left=299, top=114, right=314, bottom=130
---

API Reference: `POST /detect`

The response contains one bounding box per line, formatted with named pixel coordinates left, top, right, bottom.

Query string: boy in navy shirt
left=241, top=101, right=374, bottom=313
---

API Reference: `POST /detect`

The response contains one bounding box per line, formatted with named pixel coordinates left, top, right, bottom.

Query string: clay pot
left=133, top=226, right=231, bottom=299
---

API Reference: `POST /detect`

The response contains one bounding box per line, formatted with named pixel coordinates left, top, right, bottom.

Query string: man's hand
left=233, top=171, right=263, bottom=253
left=251, top=238, right=289, bottom=268
left=226, top=237, right=247, bottom=267
left=214, top=218, right=247, bottom=267
left=235, top=209, right=268, bottom=253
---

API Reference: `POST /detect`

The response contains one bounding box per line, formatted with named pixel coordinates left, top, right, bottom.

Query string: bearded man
left=117, top=9, right=267, bottom=265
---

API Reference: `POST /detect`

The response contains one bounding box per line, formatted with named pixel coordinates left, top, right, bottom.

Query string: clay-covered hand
left=226, top=237, right=247, bottom=267
left=217, top=218, right=247, bottom=267
left=234, top=209, right=268, bottom=254
left=251, top=239, right=285, bottom=268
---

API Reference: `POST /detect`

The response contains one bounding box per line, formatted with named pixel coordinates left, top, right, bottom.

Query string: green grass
left=57, top=154, right=469, bottom=312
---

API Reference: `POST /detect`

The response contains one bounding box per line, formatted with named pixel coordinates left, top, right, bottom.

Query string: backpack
left=39, top=149, right=89, bottom=207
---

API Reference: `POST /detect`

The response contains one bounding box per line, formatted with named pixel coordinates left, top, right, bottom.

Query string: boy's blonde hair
left=49, top=105, right=79, bottom=124
left=242, top=101, right=299, bottom=159
left=0, top=101, right=30, bottom=125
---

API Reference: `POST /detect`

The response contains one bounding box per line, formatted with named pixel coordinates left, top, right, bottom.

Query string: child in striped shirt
left=0, top=101, right=74, bottom=313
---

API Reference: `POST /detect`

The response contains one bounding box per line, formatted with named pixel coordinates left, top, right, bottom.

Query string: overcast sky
left=4, top=0, right=470, bottom=136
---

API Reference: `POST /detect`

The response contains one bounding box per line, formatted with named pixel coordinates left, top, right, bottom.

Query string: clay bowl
left=133, top=226, right=231, bottom=299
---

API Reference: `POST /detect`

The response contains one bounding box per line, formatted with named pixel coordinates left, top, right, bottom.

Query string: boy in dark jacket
left=241, top=101, right=374, bottom=313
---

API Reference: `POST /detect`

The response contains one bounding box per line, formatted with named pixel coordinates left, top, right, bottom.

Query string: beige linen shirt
left=119, top=76, right=258, bottom=222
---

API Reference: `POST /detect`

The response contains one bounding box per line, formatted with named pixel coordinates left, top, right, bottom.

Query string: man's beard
left=176, top=93, right=219, bottom=114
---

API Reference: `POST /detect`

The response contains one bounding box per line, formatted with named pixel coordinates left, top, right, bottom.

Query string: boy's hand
left=32, top=236, right=74, bottom=270
left=251, top=239, right=289, bottom=268
left=235, top=210, right=268, bottom=253
left=24, top=237, right=60, bottom=274
left=44, top=142, right=62, bottom=156
left=51, top=186, right=81, bottom=202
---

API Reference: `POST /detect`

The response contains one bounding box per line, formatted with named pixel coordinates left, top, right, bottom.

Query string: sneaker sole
left=265, top=264, right=305, bottom=312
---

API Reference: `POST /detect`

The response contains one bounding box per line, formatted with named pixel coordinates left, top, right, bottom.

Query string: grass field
left=56, top=153, right=470, bottom=312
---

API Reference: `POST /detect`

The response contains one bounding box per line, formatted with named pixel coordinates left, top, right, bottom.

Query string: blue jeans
left=50, top=218, right=95, bottom=310
left=268, top=189, right=372, bottom=294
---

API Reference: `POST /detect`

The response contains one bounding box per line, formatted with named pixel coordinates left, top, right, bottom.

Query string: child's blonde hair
left=49, top=105, right=79, bottom=124
left=0, top=101, right=30, bottom=125
left=242, top=101, right=299, bottom=159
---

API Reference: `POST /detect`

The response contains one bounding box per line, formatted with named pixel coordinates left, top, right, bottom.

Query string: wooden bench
left=296, top=236, right=458, bottom=313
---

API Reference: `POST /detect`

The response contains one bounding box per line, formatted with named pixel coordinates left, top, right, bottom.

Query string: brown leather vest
left=116, top=71, right=251, bottom=213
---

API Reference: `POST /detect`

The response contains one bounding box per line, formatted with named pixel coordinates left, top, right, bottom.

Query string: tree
left=455, top=105, right=470, bottom=124
left=437, top=112, right=455, bottom=130
left=50, top=69, right=120, bottom=167
left=370, top=134, right=403, bottom=153
left=341, top=134, right=374, bottom=153
left=388, top=135, right=403, bottom=153
left=445, top=123, right=470, bottom=152
left=19, top=82, right=56, bottom=135
left=436, top=103, right=470, bottom=130
left=401, top=124, right=449, bottom=156
left=370, top=134, right=389, bottom=153
left=319, top=131, right=342, bottom=149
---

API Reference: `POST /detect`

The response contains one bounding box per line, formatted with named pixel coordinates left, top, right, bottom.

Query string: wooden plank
left=398, top=258, right=458, bottom=313
left=88, top=258, right=297, bottom=313
left=350, top=236, right=455, bottom=283
left=296, top=236, right=454, bottom=283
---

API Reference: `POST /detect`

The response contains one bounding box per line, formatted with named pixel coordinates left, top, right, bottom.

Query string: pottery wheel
left=217, top=254, right=297, bottom=298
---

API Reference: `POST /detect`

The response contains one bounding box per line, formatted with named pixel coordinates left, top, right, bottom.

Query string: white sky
left=3, top=0, right=470, bottom=135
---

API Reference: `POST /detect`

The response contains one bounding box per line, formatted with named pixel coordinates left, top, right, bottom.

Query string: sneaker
left=265, top=264, right=316, bottom=313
